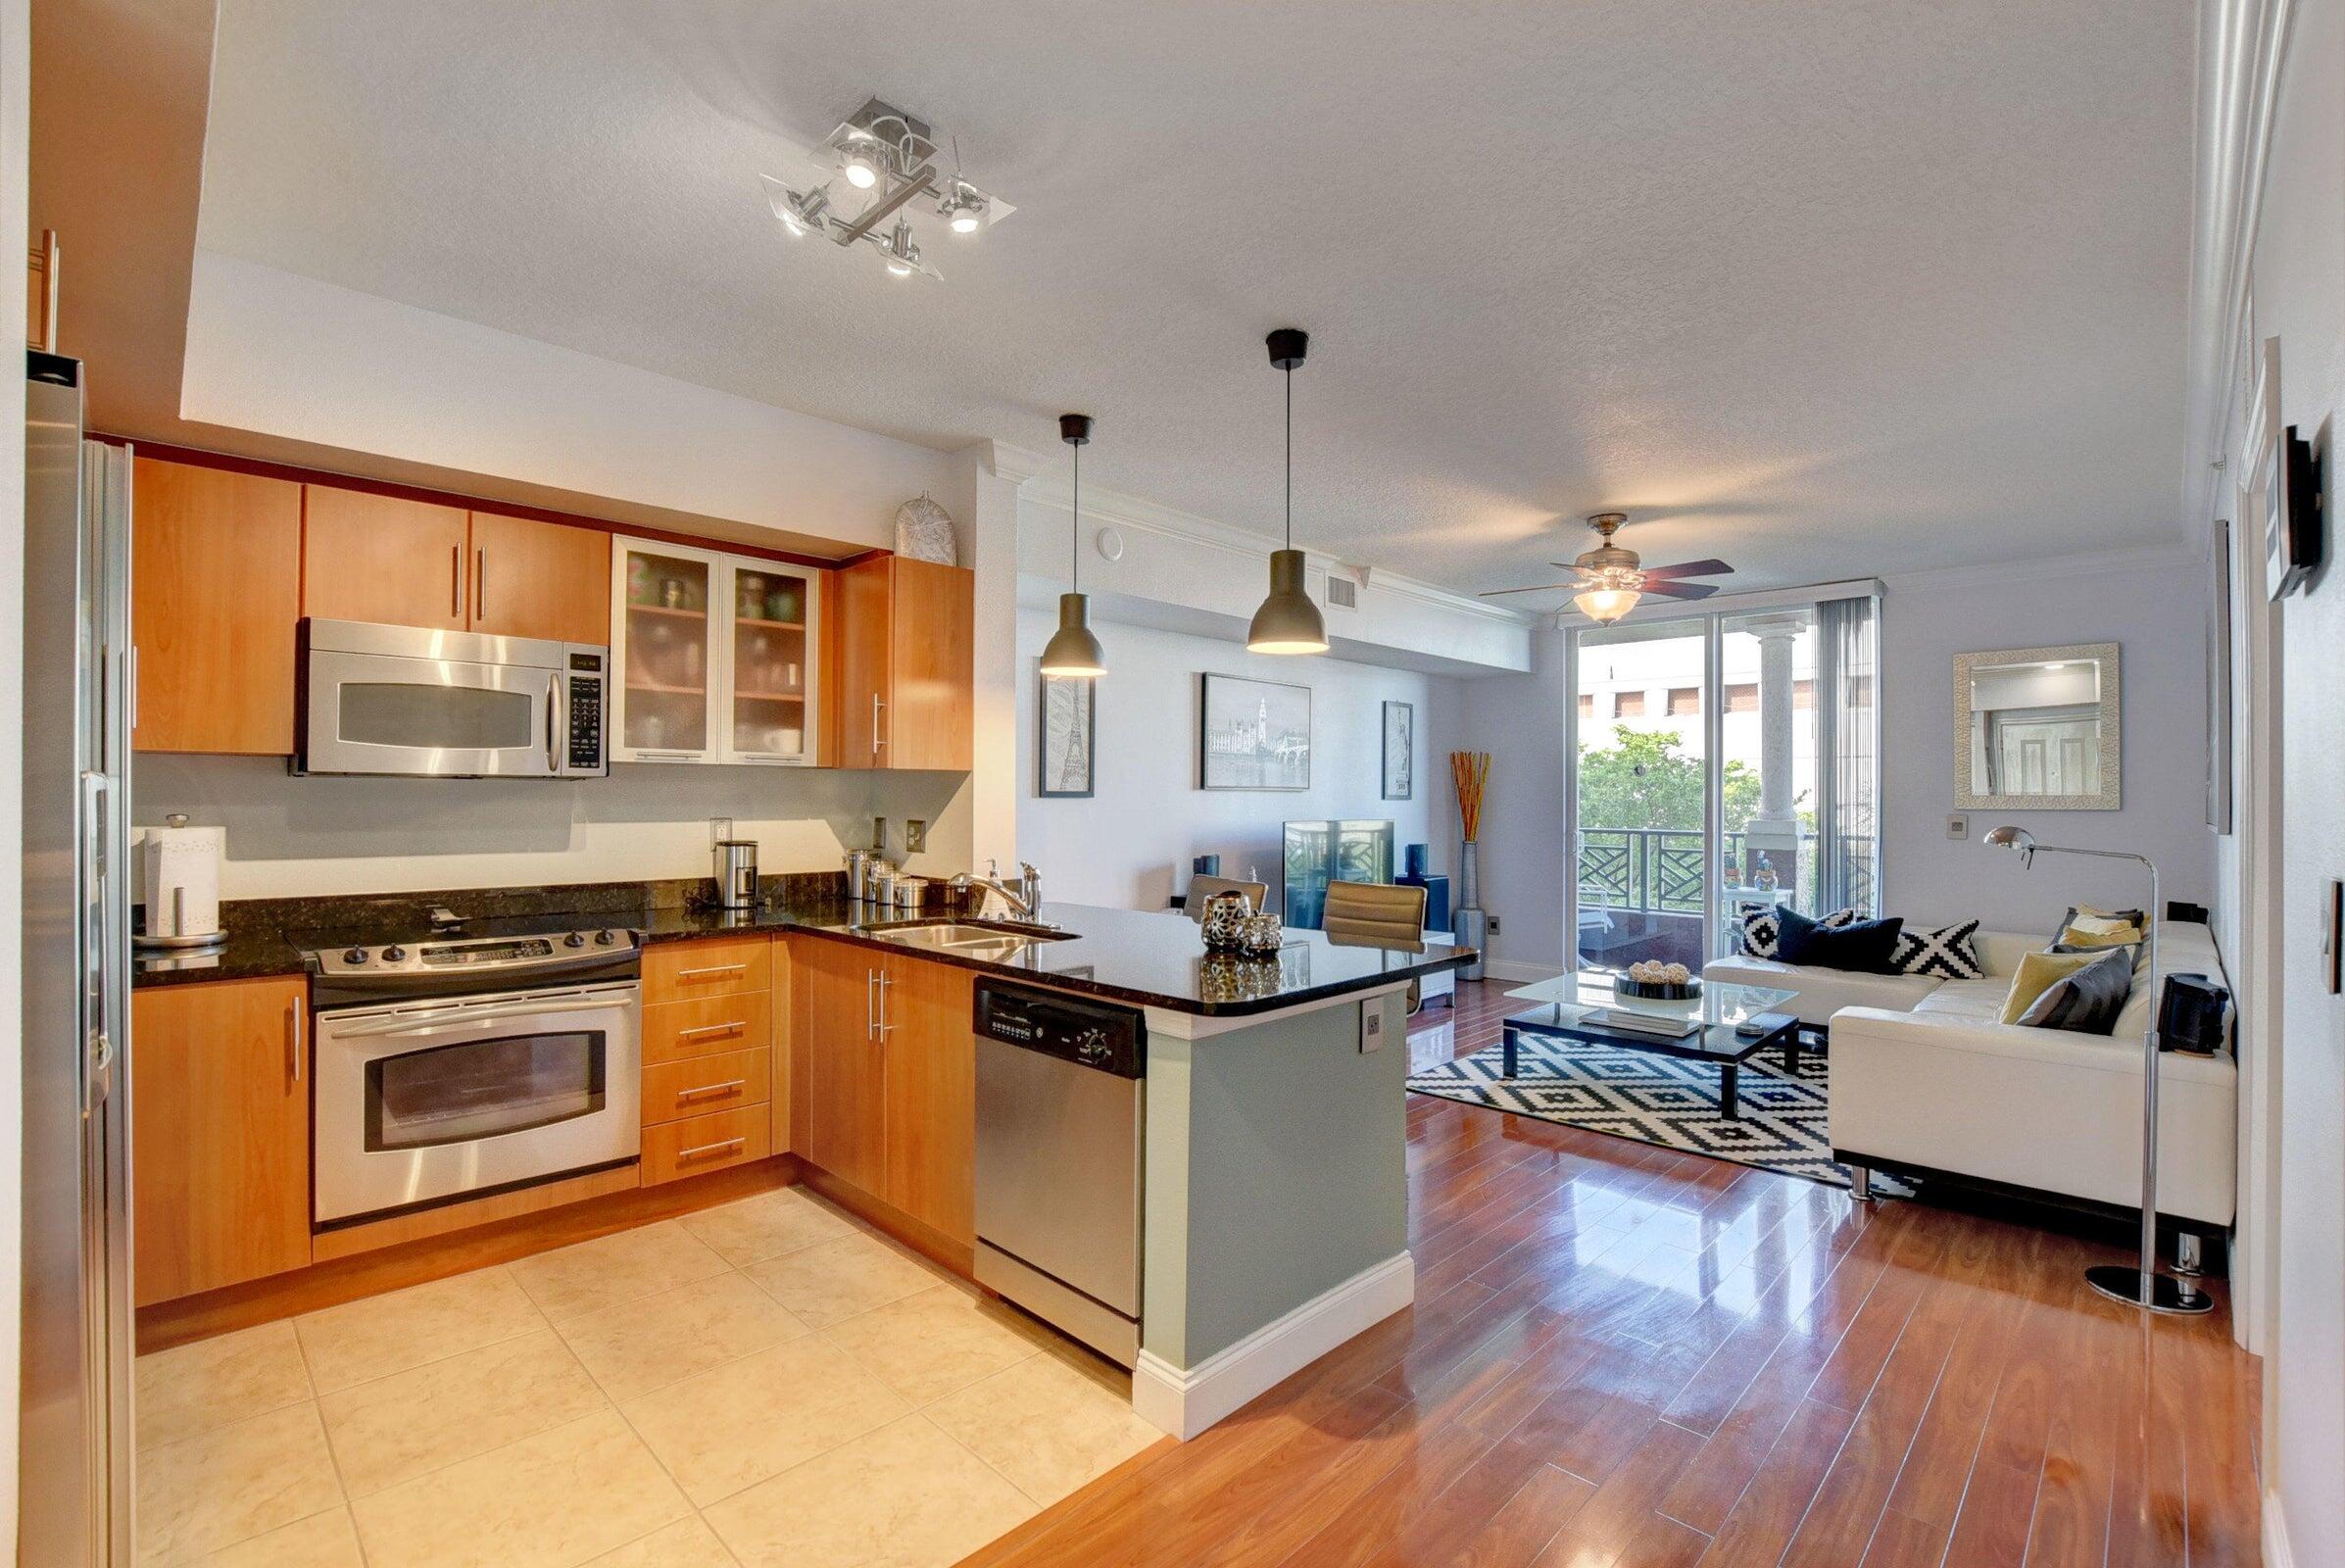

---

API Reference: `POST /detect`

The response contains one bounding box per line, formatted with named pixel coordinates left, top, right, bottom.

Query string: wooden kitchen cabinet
left=302, top=487, right=471, bottom=630
left=130, top=457, right=303, bottom=755
left=466, top=512, right=610, bottom=644
left=795, top=937, right=888, bottom=1198
left=791, top=938, right=974, bottom=1247
left=839, top=556, right=973, bottom=771
left=130, top=977, right=312, bottom=1305
left=880, top=956, right=975, bottom=1245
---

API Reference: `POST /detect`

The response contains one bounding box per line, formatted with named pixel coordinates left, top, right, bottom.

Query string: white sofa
left=1707, top=921, right=2237, bottom=1248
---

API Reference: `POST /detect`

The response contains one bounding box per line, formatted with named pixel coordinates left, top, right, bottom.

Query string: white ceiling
left=193, top=0, right=2195, bottom=598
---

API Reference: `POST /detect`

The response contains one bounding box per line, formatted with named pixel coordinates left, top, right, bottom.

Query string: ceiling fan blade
left=1478, top=581, right=1582, bottom=598
left=1637, top=559, right=1735, bottom=580
left=1638, top=580, right=1720, bottom=601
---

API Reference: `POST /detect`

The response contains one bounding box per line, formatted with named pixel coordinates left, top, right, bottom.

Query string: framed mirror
left=1953, top=642, right=2121, bottom=810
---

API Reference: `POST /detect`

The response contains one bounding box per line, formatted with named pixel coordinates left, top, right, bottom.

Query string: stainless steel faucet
left=426, top=906, right=466, bottom=933
left=953, top=858, right=1045, bottom=921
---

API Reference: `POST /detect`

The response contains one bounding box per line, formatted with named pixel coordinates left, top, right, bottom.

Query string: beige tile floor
left=133, top=1187, right=1164, bottom=1568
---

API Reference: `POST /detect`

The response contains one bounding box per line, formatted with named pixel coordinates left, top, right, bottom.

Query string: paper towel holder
left=133, top=813, right=229, bottom=952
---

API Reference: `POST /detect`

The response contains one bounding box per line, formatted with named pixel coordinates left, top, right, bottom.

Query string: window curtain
left=1812, top=596, right=1881, bottom=915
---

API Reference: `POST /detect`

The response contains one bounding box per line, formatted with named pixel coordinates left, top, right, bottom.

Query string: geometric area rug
left=1406, top=1033, right=1910, bottom=1194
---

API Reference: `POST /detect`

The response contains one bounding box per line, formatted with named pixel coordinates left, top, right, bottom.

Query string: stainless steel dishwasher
left=972, top=979, right=1146, bottom=1366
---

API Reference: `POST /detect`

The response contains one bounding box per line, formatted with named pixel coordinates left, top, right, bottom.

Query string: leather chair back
left=1185, top=875, right=1268, bottom=921
left=1322, top=880, right=1428, bottom=948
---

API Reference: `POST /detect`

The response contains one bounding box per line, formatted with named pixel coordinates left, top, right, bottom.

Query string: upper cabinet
left=839, top=556, right=973, bottom=771
left=301, top=493, right=611, bottom=645
left=611, top=539, right=822, bottom=766
left=131, top=457, right=304, bottom=755
left=301, top=489, right=469, bottom=630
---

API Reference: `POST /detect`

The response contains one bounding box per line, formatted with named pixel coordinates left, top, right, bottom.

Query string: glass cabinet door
left=614, top=544, right=716, bottom=760
left=720, top=562, right=819, bottom=765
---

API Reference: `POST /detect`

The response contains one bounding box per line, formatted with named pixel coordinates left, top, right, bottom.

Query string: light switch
left=1946, top=814, right=1969, bottom=841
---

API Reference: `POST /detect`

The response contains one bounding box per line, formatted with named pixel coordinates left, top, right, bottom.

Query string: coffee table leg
left=1720, top=1061, right=1739, bottom=1120
left=1502, top=1025, right=1519, bottom=1079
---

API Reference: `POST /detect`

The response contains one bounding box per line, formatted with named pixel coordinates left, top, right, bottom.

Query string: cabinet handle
left=676, top=963, right=748, bottom=980
left=676, top=1079, right=747, bottom=1103
left=676, top=1137, right=746, bottom=1163
left=451, top=546, right=462, bottom=618
left=872, top=694, right=887, bottom=757
left=475, top=547, right=488, bottom=622
left=287, top=999, right=305, bottom=1086
left=676, top=1019, right=747, bottom=1040
left=865, top=968, right=878, bottom=1041
left=876, top=968, right=896, bottom=1037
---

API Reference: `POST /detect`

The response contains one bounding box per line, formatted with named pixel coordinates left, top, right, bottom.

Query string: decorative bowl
left=1613, top=974, right=1701, bottom=1002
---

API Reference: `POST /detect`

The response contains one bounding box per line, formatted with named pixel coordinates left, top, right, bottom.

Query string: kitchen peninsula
left=130, top=884, right=1470, bottom=1440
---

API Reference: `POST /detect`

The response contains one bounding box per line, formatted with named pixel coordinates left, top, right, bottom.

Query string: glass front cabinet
left=611, top=538, right=822, bottom=765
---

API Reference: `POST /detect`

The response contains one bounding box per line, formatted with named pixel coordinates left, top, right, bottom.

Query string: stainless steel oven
left=295, top=617, right=609, bottom=778
left=310, top=925, right=642, bottom=1225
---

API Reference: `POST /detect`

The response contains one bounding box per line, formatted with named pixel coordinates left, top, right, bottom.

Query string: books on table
left=1581, top=1007, right=1702, bottom=1041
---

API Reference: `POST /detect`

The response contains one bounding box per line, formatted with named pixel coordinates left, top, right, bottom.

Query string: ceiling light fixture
left=1039, top=414, right=1107, bottom=678
left=1247, top=327, right=1330, bottom=656
left=1572, top=579, right=1642, bottom=624
left=761, top=98, right=1011, bottom=281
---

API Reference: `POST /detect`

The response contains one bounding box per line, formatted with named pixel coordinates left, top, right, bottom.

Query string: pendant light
left=1247, top=327, right=1329, bottom=655
left=1038, top=413, right=1107, bottom=678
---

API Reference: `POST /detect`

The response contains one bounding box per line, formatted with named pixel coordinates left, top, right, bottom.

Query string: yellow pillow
left=2000, top=950, right=2105, bottom=1025
left=2062, top=918, right=2144, bottom=946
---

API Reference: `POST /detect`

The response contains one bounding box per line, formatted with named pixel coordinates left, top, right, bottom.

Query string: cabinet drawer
left=643, top=1047, right=770, bottom=1126
left=642, top=1106, right=769, bottom=1185
left=645, top=936, right=771, bottom=1004
left=643, top=993, right=771, bottom=1066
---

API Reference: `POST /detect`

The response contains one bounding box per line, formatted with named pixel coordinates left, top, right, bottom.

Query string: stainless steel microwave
left=295, top=618, right=610, bottom=778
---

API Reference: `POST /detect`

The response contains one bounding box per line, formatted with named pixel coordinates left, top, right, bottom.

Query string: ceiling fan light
left=1247, top=549, right=1329, bottom=654
left=1039, top=592, right=1107, bottom=677
left=1573, top=585, right=1641, bottom=623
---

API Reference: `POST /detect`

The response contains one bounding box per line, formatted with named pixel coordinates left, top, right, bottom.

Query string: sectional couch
left=1705, top=919, right=2236, bottom=1259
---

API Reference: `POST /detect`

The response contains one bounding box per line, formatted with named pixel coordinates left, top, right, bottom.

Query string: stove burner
left=305, top=921, right=644, bottom=1005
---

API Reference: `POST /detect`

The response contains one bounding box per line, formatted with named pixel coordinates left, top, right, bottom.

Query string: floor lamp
left=1981, top=826, right=2214, bottom=1315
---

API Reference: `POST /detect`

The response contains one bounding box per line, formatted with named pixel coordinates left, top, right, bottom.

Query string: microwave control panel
left=566, top=651, right=607, bottom=773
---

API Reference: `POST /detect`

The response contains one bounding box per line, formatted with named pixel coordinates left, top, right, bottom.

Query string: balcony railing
left=1576, top=826, right=1877, bottom=918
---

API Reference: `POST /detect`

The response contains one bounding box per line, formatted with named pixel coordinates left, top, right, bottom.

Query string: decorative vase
left=1199, top=890, right=1251, bottom=954
left=1453, top=840, right=1488, bottom=981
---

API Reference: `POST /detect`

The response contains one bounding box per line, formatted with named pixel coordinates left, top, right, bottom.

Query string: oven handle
left=325, top=992, right=632, bottom=1040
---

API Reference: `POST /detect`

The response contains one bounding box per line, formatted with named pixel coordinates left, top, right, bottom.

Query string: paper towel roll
left=141, top=816, right=222, bottom=942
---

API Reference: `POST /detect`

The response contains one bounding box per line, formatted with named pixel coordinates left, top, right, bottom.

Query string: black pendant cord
left=1284, top=367, right=1294, bottom=551
left=1070, top=441, right=1080, bottom=591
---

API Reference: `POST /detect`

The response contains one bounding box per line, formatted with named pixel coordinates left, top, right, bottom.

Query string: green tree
left=1576, top=726, right=1764, bottom=831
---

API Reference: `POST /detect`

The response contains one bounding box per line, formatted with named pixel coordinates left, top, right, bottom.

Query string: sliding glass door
left=1567, top=591, right=1880, bottom=974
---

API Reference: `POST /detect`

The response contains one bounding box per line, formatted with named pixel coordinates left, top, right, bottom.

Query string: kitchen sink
left=863, top=918, right=1075, bottom=958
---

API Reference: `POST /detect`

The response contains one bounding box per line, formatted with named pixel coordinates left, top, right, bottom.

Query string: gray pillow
left=2016, top=947, right=2135, bottom=1033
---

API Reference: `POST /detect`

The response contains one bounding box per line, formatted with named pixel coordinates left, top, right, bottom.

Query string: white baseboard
left=1131, top=1251, right=1414, bottom=1440
left=2263, top=1489, right=2295, bottom=1568
left=1483, top=959, right=1561, bottom=984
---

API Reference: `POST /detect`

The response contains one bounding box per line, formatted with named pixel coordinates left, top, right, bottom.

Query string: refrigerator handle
left=81, top=770, right=116, bottom=1112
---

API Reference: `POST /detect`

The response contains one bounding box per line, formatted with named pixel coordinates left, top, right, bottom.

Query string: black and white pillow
left=1890, top=918, right=1984, bottom=979
left=1736, top=904, right=1856, bottom=959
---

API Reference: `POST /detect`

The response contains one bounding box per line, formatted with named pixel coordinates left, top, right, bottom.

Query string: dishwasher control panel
left=972, top=980, right=1146, bottom=1079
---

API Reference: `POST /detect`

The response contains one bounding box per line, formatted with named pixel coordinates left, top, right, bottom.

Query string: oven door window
left=340, top=682, right=536, bottom=752
left=366, top=1030, right=607, bottom=1152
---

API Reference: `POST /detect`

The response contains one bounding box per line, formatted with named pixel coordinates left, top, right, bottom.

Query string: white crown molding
left=965, top=438, right=1049, bottom=486
left=1020, top=476, right=1530, bottom=627
left=2183, top=0, right=2294, bottom=531
left=1881, top=541, right=2197, bottom=595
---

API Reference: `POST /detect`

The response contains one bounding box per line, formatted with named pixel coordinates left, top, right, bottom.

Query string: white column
left=948, top=440, right=1044, bottom=877
left=1740, top=612, right=1807, bottom=893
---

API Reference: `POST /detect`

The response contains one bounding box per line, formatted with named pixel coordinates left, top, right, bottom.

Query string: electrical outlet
left=1946, top=813, right=1969, bottom=841
left=905, top=819, right=927, bottom=854
left=1359, top=996, right=1391, bottom=1054
left=1488, top=915, right=1502, bottom=935
left=710, top=816, right=734, bottom=847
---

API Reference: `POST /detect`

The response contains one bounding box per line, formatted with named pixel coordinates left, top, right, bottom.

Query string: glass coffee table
left=1500, top=971, right=1802, bottom=1120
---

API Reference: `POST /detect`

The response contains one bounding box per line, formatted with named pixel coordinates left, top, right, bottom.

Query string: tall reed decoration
left=1449, top=751, right=1490, bottom=980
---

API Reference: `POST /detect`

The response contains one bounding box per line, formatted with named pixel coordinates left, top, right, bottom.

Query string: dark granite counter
left=132, top=877, right=1473, bottom=1016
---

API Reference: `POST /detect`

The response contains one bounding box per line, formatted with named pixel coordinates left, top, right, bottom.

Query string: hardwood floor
left=965, top=981, right=2263, bottom=1568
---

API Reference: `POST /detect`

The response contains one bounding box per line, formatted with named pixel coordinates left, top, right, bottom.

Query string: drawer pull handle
left=676, top=1079, right=747, bottom=1102
left=676, top=963, right=749, bottom=980
left=675, top=1020, right=747, bottom=1040
left=677, top=1137, right=746, bottom=1162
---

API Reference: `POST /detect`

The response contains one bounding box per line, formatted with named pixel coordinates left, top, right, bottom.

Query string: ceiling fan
left=1479, top=513, right=1734, bottom=624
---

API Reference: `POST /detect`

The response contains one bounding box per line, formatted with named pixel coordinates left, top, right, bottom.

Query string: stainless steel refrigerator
left=20, top=350, right=135, bottom=1564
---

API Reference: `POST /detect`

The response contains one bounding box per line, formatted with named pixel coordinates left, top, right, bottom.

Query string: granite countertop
left=132, top=878, right=1474, bottom=1016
